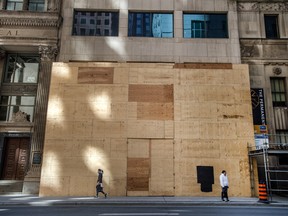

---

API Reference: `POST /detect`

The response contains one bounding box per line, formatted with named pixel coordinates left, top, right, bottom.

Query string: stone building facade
left=1, top=0, right=287, bottom=196
left=0, top=0, right=61, bottom=194
left=237, top=0, right=288, bottom=194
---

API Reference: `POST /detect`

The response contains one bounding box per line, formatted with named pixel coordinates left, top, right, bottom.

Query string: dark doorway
left=1, top=137, right=30, bottom=180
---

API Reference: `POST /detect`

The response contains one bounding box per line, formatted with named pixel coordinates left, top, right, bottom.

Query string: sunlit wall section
left=40, top=63, right=128, bottom=196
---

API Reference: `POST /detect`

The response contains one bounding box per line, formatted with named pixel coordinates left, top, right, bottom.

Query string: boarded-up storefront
left=39, top=63, right=254, bottom=197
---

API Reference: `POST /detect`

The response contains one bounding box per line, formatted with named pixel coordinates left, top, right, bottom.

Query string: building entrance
left=1, top=138, right=30, bottom=180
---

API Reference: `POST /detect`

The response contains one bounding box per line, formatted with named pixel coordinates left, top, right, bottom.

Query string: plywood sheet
left=127, top=120, right=165, bottom=138
left=137, top=102, right=174, bottom=120
left=128, top=139, right=150, bottom=158
left=128, top=84, right=173, bottom=103
left=174, top=63, right=232, bottom=69
left=127, top=158, right=150, bottom=191
left=78, top=67, right=114, bottom=84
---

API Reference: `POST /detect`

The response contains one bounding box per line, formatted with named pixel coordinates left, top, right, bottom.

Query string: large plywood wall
left=39, top=63, right=254, bottom=197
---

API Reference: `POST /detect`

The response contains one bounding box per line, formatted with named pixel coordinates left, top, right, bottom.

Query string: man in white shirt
left=219, top=170, right=229, bottom=202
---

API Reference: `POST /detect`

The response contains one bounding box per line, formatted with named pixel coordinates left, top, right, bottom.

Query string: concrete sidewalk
left=0, top=194, right=287, bottom=207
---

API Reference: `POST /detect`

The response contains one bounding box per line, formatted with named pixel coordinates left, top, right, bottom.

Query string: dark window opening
left=264, top=15, right=279, bottom=39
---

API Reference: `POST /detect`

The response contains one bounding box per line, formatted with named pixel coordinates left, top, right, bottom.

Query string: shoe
left=222, top=199, right=225, bottom=201
left=94, top=196, right=99, bottom=199
left=105, top=193, right=108, bottom=198
left=226, top=199, right=230, bottom=202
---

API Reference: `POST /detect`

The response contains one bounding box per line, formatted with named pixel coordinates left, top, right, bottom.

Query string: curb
left=0, top=201, right=287, bottom=207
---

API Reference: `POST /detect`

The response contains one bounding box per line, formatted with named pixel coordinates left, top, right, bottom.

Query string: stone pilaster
left=23, top=45, right=57, bottom=194
left=0, top=0, right=6, bottom=10
left=23, top=0, right=29, bottom=10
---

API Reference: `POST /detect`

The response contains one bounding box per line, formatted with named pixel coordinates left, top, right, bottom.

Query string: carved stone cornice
left=238, top=2, right=288, bottom=12
left=39, top=46, right=58, bottom=62
left=260, top=2, right=288, bottom=11
left=240, top=42, right=257, bottom=58
left=0, top=16, right=62, bottom=27
left=47, top=0, right=61, bottom=12
left=237, top=2, right=259, bottom=12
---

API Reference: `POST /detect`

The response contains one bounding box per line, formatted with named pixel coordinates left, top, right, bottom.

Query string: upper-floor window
left=6, top=0, right=23, bottom=10
left=264, top=15, right=279, bottom=39
left=0, top=54, right=39, bottom=122
left=270, top=77, right=286, bottom=107
left=183, top=13, right=228, bottom=38
left=128, top=12, right=173, bottom=38
left=28, top=0, right=45, bottom=11
left=3, top=54, right=40, bottom=84
left=5, top=0, right=45, bottom=11
left=0, top=95, right=36, bottom=122
left=73, top=11, right=119, bottom=36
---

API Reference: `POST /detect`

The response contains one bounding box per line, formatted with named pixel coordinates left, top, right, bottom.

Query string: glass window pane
left=0, top=96, right=9, bottom=105
left=8, top=106, right=33, bottom=122
left=73, top=11, right=119, bottom=36
left=0, top=96, right=35, bottom=122
left=6, top=0, right=23, bottom=10
left=183, top=13, right=228, bottom=38
left=4, top=55, right=39, bottom=83
left=279, top=80, right=285, bottom=91
left=10, top=96, right=35, bottom=106
left=128, top=12, right=173, bottom=38
left=28, top=0, right=45, bottom=11
left=0, top=106, right=8, bottom=121
left=271, top=78, right=287, bottom=107
left=280, top=94, right=286, bottom=102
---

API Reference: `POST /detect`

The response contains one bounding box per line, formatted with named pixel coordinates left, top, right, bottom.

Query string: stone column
left=0, top=0, right=7, bottom=10
left=23, top=0, right=29, bottom=10
left=23, top=45, right=57, bottom=194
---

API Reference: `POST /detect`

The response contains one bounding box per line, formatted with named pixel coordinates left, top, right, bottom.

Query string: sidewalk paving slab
left=0, top=195, right=287, bottom=207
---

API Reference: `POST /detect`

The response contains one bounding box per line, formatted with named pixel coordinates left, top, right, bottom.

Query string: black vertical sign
left=251, top=88, right=266, bottom=125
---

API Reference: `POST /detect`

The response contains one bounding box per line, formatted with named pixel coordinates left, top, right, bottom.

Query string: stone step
left=0, top=180, right=23, bottom=194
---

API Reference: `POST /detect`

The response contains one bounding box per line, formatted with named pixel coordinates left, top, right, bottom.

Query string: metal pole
left=263, top=142, right=272, bottom=202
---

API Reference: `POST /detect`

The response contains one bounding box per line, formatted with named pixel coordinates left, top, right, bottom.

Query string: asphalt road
left=0, top=205, right=287, bottom=216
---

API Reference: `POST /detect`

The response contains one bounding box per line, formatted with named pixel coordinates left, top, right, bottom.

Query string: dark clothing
left=97, top=172, right=103, bottom=183
left=96, top=169, right=107, bottom=198
left=221, top=186, right=229, bottom=201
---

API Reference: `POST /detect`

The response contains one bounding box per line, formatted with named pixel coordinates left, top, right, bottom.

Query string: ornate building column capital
left=47, top=0, right=61, bottom=12
left=39, top=46, right=58, bottom=62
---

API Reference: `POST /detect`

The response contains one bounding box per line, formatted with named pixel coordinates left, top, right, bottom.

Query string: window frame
left=0, top=95, right=36, bottom=122
left=264, top=14, right=280, bottom=39
left=183, top=13, right=228, bottom=39
left=72, top=10, right=120, bottom=37
left=28, top=0, right=45, bottom=11
left=270, top=77, right=287, bottom=107
left=6, top=0, right=23, bottom=10
left=128, top=11, right=174, bottom=38
left=0, top=53, right=39, bottom=122
left=3, top=54, right=40, bottom=84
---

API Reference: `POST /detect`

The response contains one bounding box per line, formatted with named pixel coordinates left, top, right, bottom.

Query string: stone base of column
left=22, top=166, right=41, bottom=194
left=22, top=177, right=40, bottom=194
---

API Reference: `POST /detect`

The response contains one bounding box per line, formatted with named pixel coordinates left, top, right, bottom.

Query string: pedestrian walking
left=219, top=170, right=229, bottom=202
left=96, top=169, right=108, bottom=198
